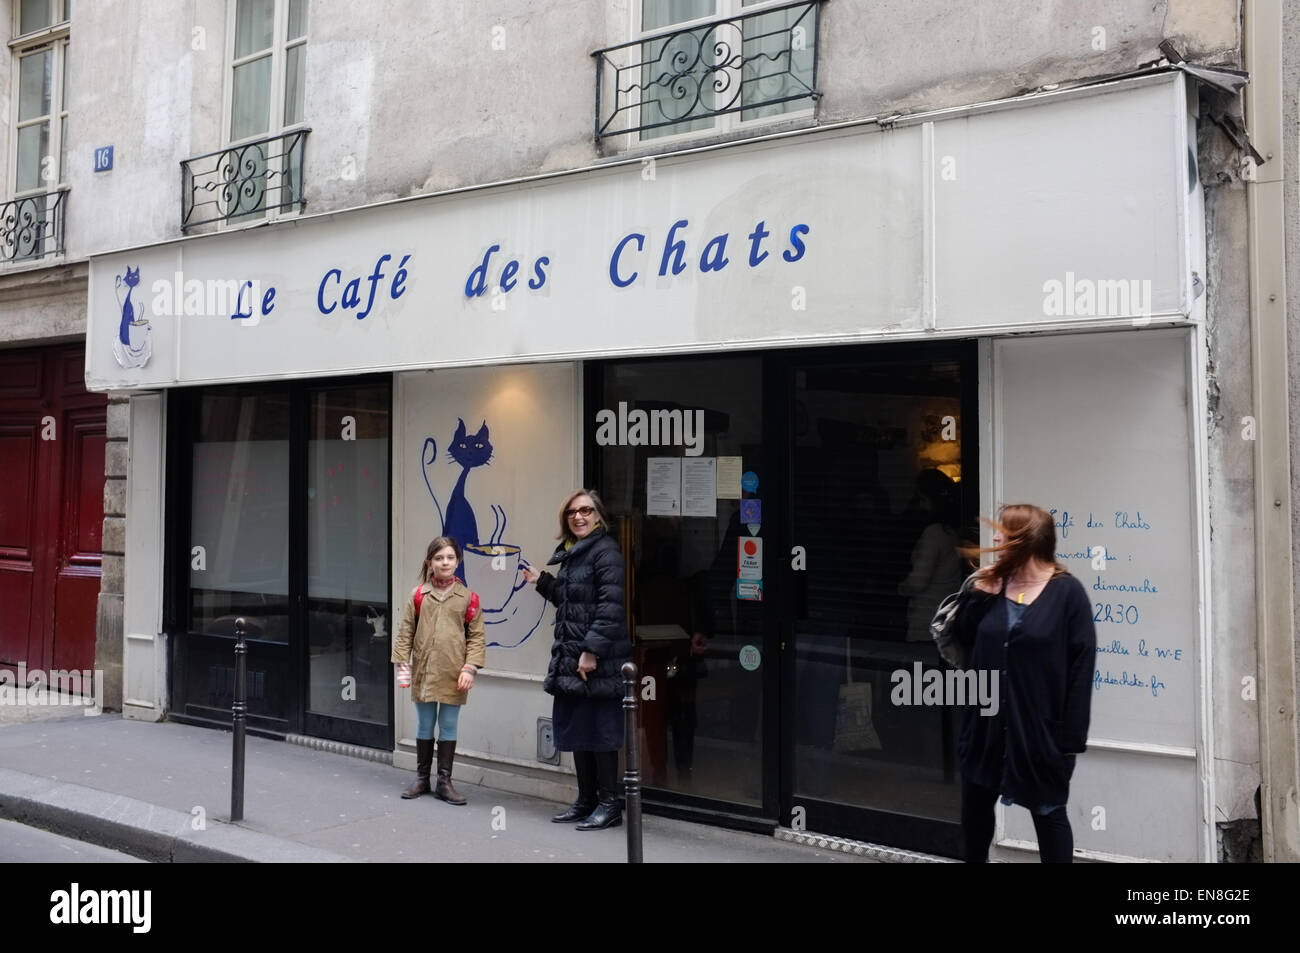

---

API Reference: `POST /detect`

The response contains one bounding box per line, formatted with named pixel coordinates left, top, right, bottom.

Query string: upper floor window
left=228, top=0, right=307, bottom=143
left=6, top=0, right=71, bottom=261
left=14, top=0, right=69, bottom=38
left=214, top=0, right=307, bottom=225
left=627, top=0, right=819, bottom=142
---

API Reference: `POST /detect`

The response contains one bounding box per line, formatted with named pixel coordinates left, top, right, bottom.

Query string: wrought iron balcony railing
left=593, top=0, right=822, bottom=141
left=181, top=129, right=309, bottom=231
left=1, top=189, right=67, bottom=263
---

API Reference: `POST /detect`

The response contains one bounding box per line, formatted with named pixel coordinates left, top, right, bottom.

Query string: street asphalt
left=0, top=817, right=145, bottom=863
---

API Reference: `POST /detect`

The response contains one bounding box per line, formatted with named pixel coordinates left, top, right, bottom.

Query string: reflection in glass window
left=307, top=386, right=390, bottom=726
left=189, top=391, right=291, bottom=641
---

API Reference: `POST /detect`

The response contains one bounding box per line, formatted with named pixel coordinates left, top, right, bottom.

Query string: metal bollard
left=231, top=617, right=247, bottom=822
left=621, top=661, right=643, bottom=863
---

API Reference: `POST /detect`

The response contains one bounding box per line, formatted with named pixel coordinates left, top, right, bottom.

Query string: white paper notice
left=646, top=458, right=682, bottom=516
left=682, top=457, right=717, bottom=517
left=716, top=456, right=743, bottom=499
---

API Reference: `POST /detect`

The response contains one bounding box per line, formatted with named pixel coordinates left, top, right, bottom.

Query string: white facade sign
left=85, top=76, right=1191, bottom=392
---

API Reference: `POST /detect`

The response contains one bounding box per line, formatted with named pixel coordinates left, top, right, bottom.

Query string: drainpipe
left=1244, top=0, right=1300, bottom=863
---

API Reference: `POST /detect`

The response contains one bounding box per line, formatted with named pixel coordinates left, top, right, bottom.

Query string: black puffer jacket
left=536, top=528, right=630, bottom=699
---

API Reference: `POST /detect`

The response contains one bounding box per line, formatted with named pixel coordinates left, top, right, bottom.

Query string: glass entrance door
left=783, top=345, right=977, bottom=856
left=303, top=383, right=391, bottom=747
left=590, top=356, right=775, bottom=821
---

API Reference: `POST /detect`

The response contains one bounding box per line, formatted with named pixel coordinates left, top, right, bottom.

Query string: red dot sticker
left=744, top=540, right=758, bottom=556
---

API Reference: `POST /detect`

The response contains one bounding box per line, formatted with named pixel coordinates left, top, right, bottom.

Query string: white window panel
left=18, top=0, right=52, bottom=36
left=231, top=54, right=273, bottom=140
left=15, top=122, right=48, bottom=192
left=234, top=0, right=274, bottom=58
left=14, top=0, right=69, bottom=38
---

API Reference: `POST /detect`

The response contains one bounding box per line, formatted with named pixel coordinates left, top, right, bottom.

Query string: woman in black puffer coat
left=521, top=488, right=630, bottom=831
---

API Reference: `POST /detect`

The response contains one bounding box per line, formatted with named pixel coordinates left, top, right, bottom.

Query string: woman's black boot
left=553, top=750, right=598, bottom=822
left=576, top=750, right=623, bottom=830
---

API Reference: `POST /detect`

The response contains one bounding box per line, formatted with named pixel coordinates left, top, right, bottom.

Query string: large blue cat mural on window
left=421, top=418, right=546, bottom=649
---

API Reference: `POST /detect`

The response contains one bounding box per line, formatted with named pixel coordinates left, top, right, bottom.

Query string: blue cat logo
left=422, top=418, right=546, bottom=649
left=111, top=266, right=152, bottom=369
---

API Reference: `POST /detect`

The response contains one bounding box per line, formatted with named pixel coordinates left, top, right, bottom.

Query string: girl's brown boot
left=402, top=738, right=433, bottom=798
left=434, top=740, right=468, bottom=805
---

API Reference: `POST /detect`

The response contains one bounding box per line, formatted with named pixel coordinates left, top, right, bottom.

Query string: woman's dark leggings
left=961, top=777, right=1073, bottom=863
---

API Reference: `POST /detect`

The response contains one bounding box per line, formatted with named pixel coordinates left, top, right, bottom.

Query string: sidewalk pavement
left=0, top=711, right=872, bottom=863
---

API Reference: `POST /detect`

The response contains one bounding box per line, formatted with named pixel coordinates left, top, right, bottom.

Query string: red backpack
left=412, top=584, right=480, bottom=636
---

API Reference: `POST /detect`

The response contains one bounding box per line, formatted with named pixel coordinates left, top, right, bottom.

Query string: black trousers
left=572, top=750, right=621, bottom=805
left=961, top=777, right=1073, bottom=863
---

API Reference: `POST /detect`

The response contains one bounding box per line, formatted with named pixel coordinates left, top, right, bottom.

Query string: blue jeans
left=414, top=701, right=460, bottom=741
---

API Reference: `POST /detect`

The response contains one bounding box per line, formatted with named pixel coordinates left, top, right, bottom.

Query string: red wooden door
left=0, top=345, right=105, bottom=676
left=0, top=351, right=44, bottom=671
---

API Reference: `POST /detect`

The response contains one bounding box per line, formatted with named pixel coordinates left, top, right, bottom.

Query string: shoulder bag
left=931, top=574, right=979, bottom=670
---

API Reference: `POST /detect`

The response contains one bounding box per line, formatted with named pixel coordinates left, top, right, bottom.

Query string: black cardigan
left=955, top=572, right=1097, bottom=808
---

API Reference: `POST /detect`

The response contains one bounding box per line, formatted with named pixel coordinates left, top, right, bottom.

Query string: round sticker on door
left=739, top=644, right=761, bottom=671
left=741, top=471, right=759, bottom=493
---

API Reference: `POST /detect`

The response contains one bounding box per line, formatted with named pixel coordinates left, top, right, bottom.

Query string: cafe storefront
left=88, top=71, right=1215, bottom=860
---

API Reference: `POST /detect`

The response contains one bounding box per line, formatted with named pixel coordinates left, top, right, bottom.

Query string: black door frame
left=164, top=375, right=393, bottom=750
left=585, top=338, right=978, bottom=854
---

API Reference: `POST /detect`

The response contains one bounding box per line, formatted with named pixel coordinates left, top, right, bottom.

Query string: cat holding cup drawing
left=421, top=418, right=546, bottom=648
left=111, top=266, right=152, bottom=370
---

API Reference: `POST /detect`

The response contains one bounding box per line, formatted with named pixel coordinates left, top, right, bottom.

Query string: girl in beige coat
left=392, top=536, right=487, bottom=804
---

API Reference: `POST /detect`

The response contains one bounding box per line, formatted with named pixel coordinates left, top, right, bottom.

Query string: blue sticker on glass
left=741, top=471, right=759, bottom=493
left=740, top=499, right=761, bottom=523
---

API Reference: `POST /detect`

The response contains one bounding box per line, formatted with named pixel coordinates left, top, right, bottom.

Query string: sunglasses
left=566, top=505, right=596, bottom=519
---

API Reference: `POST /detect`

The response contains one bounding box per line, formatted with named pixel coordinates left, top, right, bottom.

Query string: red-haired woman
left=955, top=504, right=1096, bottom=862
